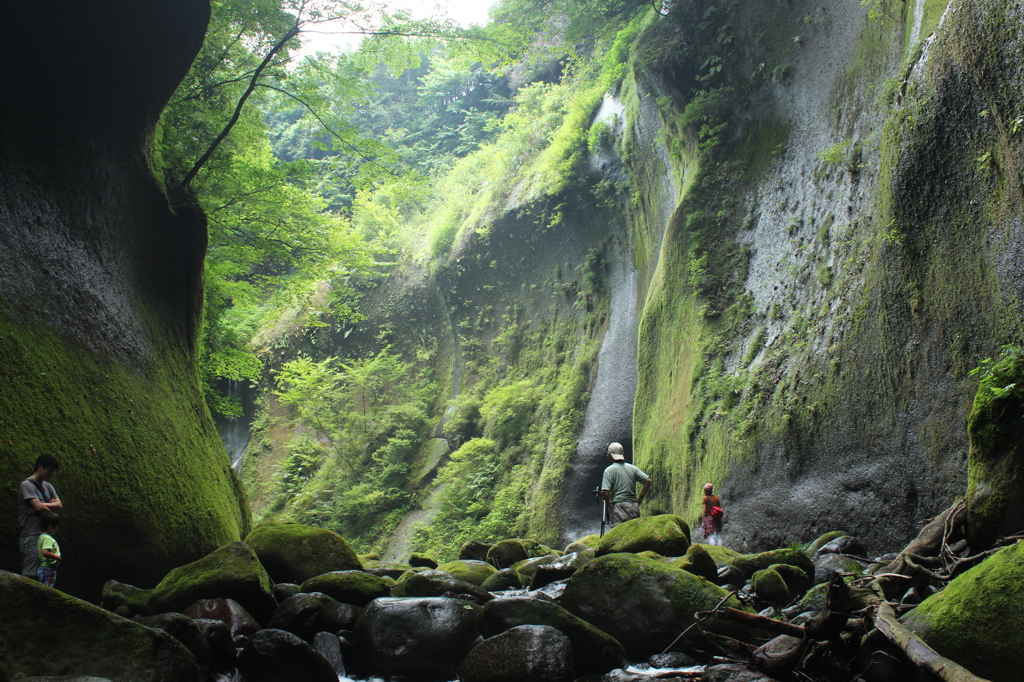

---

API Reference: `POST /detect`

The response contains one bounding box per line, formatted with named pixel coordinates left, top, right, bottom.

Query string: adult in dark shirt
left=18, top=454, right=61, bottom=579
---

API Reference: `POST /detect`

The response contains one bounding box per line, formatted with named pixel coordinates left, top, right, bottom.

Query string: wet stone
left=458, top=624, right=574, bottom=682
left=237, top=628, right=337, bottom=682
left=312, top=631, right=346, bottom=677
left=193, top=618, right=235, bottom=671
left=266, top=592, right=360, bottom=642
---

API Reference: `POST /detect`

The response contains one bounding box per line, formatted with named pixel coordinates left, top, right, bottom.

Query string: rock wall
left=0, top=1, right=250, bottom=600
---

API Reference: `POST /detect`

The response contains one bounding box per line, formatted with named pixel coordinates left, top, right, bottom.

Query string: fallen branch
left=718, top=607, right=806, bottom=638
left=660, top=591, right=737, bottom=654
left=871, top=602, right=992, bottom=682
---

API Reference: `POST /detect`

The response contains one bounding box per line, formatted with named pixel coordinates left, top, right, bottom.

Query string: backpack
left=710, top=505, right=724, bottom=520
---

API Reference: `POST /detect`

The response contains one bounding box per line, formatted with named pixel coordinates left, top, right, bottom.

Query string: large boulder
left=901, top=542, right=1024, bottom=681
left=266, top=592, right=360, bottom=642
left=391, top=570, right=493, bottom=603
left=0, top=571, right=201, bottom=682
left=181, top=598, right=261, bottom=638
left=244, top=522, right=361, bottom=585
left=481, top=568, right=529, bottom=591
left=149, top=542, right=275, bottom=624
left=236, top=629, right=337, bottom=682
left=459, top=540, right=493, bottom=562
left=354, top=597, right=481, bottom=679
left=487, top=539, right=548, bottom=568
left=559, top=554, right=752, bottom=657
left=100, top=580, right=152, bottom=617
left=670, top=544, right=718, bottom=582
left=530, top=551, right=595, bottom=589
left=133, top=613, right=210, bottom=667
left=300, top=570, right=390, bottom=607
left=436, top=559, right=498, bottom=586
left=596, top=515, right=691, bottom=557
left=193, top=618, right=235, bottom=671
left=477, top=596, right=626, bottom=675
left=458, top=625, right=574, bottom=682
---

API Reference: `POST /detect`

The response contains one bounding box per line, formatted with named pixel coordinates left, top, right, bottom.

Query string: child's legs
left=20, top=535, right=40, bottom=578
left=36, top=566, right=56, bottom=587
left=709, top=532, right=723, bottom=546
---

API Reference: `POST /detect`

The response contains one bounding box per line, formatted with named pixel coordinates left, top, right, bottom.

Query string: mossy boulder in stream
left=728, top=548, right=815, bottom=581
left=560, top=554, right=752, bottom=657
left=300, top=570, right=391, bottom=606
left=486, top=539, right=549, bottom=568
left=436, top=559, right=498, bottom=585
left=149, top=541, right=275, bottom=624
left=901, top=542, right=1024, bottom=682
left=596, top=515, right=691, bottom=557
left=750, top=568, right=792, bottom=605
left=670, top=544, right=718, bottom=581
left=966, top=349, right=1024, bottom=548
left=244, top=521, right=361, bottom=585
left=0, top=571, right=201, bottom=681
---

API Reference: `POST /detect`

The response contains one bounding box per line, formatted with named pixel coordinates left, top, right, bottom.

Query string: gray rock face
left=354, top=597, right=481, bottom=679
left=458, top=625, right=574, bottom=682
left=266, top=592, right=360, bottom=642
left=236, top=629, right=337, bottom=682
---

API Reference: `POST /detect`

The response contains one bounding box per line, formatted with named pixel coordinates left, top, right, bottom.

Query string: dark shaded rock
left=750, top=568, right=791, bottom=605
left=272, top=583, right=300, bottom=602
left=477, top=596, right=626, bottom=676
left=354, top=597, right=481, bottom=679
left=560, top=554, right=752, bottom=658
left=312, top=632, right=346, bottom=677
left=100, top=580, right=152, bottom=617
left=481, top=568, right=529, bottom=591
left=0, top=571, right=201, bottom=682
left=531, top=553, right=593, bottom=590
left=134, top=613, right=210, bottom=667
left=752, top=635, right=805, bottom=671
left=805, top=531, right=848, bottom=556
left=182, top=598, right=261, bottom=638
left=702, top=663, right=780, bottom=681
left=460, top=540, right=493, bottom=562
left=236, top=628, right=337, bottom=682
left=511, top=555, right=559, bottom=579
left=150, top=542, right=275, bottom=624
left=193, top=618, right=235, bottom=671
left=300, top=570, right=391, bottom=606
left=813, top=535, right=866, bottom=559
left=391, top=569, right=493, bottom=603
left=410, top=553, right=439, bottom=568
left=266, top=592, right=360, bottom=642
left=648, top=651, right=699, bottom=667
left=716, top=565, right=745, bottom=586
left=244, top=522, right=361, bottom=585
left=671, top=544, right=718, bottom=582
left=596, top=515, right=691, bottom=557
left=487, top=539, right=546, bottom=568
left=813, top=553, right=857, bottom=585
left=769, top=564, right=810, bottom=595
left=364, top=565, right=417, bottom=580
left=437, top=559, right=498, bottom=585
left=458, top=625, right=573, bottom=682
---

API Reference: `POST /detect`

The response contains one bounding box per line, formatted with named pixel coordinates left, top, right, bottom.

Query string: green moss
left=731, top=548, right=814, bottom=579
left=750, top=567, right=791, bottom=604
left=596, top=514, right=692, bottom=557
left=244, top=521, right=362, bottom=584
left=0, top=308, right=248, bottom=601
left=300, top=570, right=391, bottom=607
left=435, top=559, right=498, bottom=586
left=670, top=543, right=718, bottom=581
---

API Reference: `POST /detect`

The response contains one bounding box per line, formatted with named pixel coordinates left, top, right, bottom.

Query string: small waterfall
left=559, top=238, right=640, bottom=544
left=218, top=380, right=251, bottom=470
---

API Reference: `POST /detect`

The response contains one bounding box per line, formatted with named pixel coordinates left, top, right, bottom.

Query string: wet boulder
left=702, top=663, right=781, bottom=681
left=596, top=515, right=691, bottom=557
left=236, top=629, right=337, bottom=682
left=805, top=531, right=848, bottom=556
left=481, top=568, right=529, bottom=591
left=436, top=559, right=498, bottom=586
left=0, top=571, right=202, bottom=682
left=300, top=570, right=391, bottom=606
left=750, top=568, right=791, bottom=605
left=244, top=521, right=361, bottom=585
left=477, top=596, right=626, bottom=676
left=530, top=551, right=595, bottom=589
left=510, top=555, right=558, bottom=579
left=812, top=535, right=866, bottom=559
left=458, top=625, right=573, bottom=682
left=364, top=564, right=418, bottom=580
left=459, top=540, right=493, bottom=562
left=813, top=553, right=856, bottom=585
left=901, top=542, right=1024, bottom=682
left=563, top=534, right=600, bottom=554
left=670, top=544, right=718, bottom=582
left=266, top=592, right=360, bottom=642
left=354, top=597, right=482, bottom=679
left=391, top=569, right=493, bottom=603
left=100, top=580, right=152, bottom=617
left=181, top=598, right=261, bottom=638
left=487, top=539, right=548, bottom=569
left=312, top=632, right=346, bottom=677
left=560, top=554, right=752, bottom=658
left=193, top=618, right=235, bottom=671
left=149, top=542, right=275, bottom=624
left=409, top=553, right=439, bottom=568
left=272, top=583, right=300, bottom=602
left=134, top=613, right=210, bottom=667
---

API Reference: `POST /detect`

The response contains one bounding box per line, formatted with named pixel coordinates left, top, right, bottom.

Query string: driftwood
left=870, top=602, right=992, bottom=682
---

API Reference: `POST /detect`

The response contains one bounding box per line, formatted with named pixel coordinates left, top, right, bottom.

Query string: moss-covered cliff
left=0, top=1, right=249, bottom=599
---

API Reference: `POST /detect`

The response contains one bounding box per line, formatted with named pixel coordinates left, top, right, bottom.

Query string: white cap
left=607, top=442, right=625, bottom=461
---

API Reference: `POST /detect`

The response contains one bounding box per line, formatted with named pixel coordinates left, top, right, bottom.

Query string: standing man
left=18, top=454, right=61, bottom=579
left=600, top=442, right=651, bottom=527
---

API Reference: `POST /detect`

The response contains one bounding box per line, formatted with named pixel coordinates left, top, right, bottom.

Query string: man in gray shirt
left=600, top=442, right=651, bottom=526
left=18, top=454, right=62, bottom=579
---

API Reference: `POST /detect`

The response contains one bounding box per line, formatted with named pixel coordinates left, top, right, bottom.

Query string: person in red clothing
left=701, top=482, right=723, bottom=546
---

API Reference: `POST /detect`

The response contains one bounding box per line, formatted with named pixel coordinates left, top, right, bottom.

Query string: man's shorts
left=19, top=535, right=40, bottom=579
left=611, top=500, right=640, bottom=525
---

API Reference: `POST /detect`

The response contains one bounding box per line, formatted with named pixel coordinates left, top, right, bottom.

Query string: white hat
left=607, top=442, right=625, bottom=461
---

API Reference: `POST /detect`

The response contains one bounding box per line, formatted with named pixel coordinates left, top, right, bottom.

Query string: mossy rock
left=797, top=582, right=829, bottom=613
left=101, top=580, right=153, bottom=617
left=560, top=554, right=753, bottom=658
left=0, top=571, right=202, bottom=681
left=671, top=544, right=718, bottom=582
left=486, top=539, right=547, bottom=569
left=244, top=521, right=361, bottom=585
left=770, top=563, right=810, bottom=595
left=805, top=531, right=847, bottom=556
left=750, top=568, right=791, bottom=605
left=901, top=542, right=1024, bottom=681
left=477, top=596, right=627, bottom=675
left=481, top=568, right=529, bottom=591
left=637, top=550, right=666, bottom=560
left=391, top=570, right=493, bottom=602
left=563, top=534, right=600, bottom=554
left=458, top=540, right=492, bottom=562
left=510, top=555, right=558, bottom=578
left=698, top=544, right=743, bottom=565
left=359, top=553, right=381, bottom=562
left=596, top=515, right=691, bottom=557
left=300, top=570, right=391, bottom=607
left=730, top=548, right=814, bottom=580
left=436, top=559, right=497, bottom=586
left=149, top=541, right=275, bottom=624
left=966, top=350, right=1024, bottom=549
left=409, top=553, right=438, bottom=569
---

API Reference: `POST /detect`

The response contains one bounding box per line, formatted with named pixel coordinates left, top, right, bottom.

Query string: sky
left=299, top=0, right=497, bottom=55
